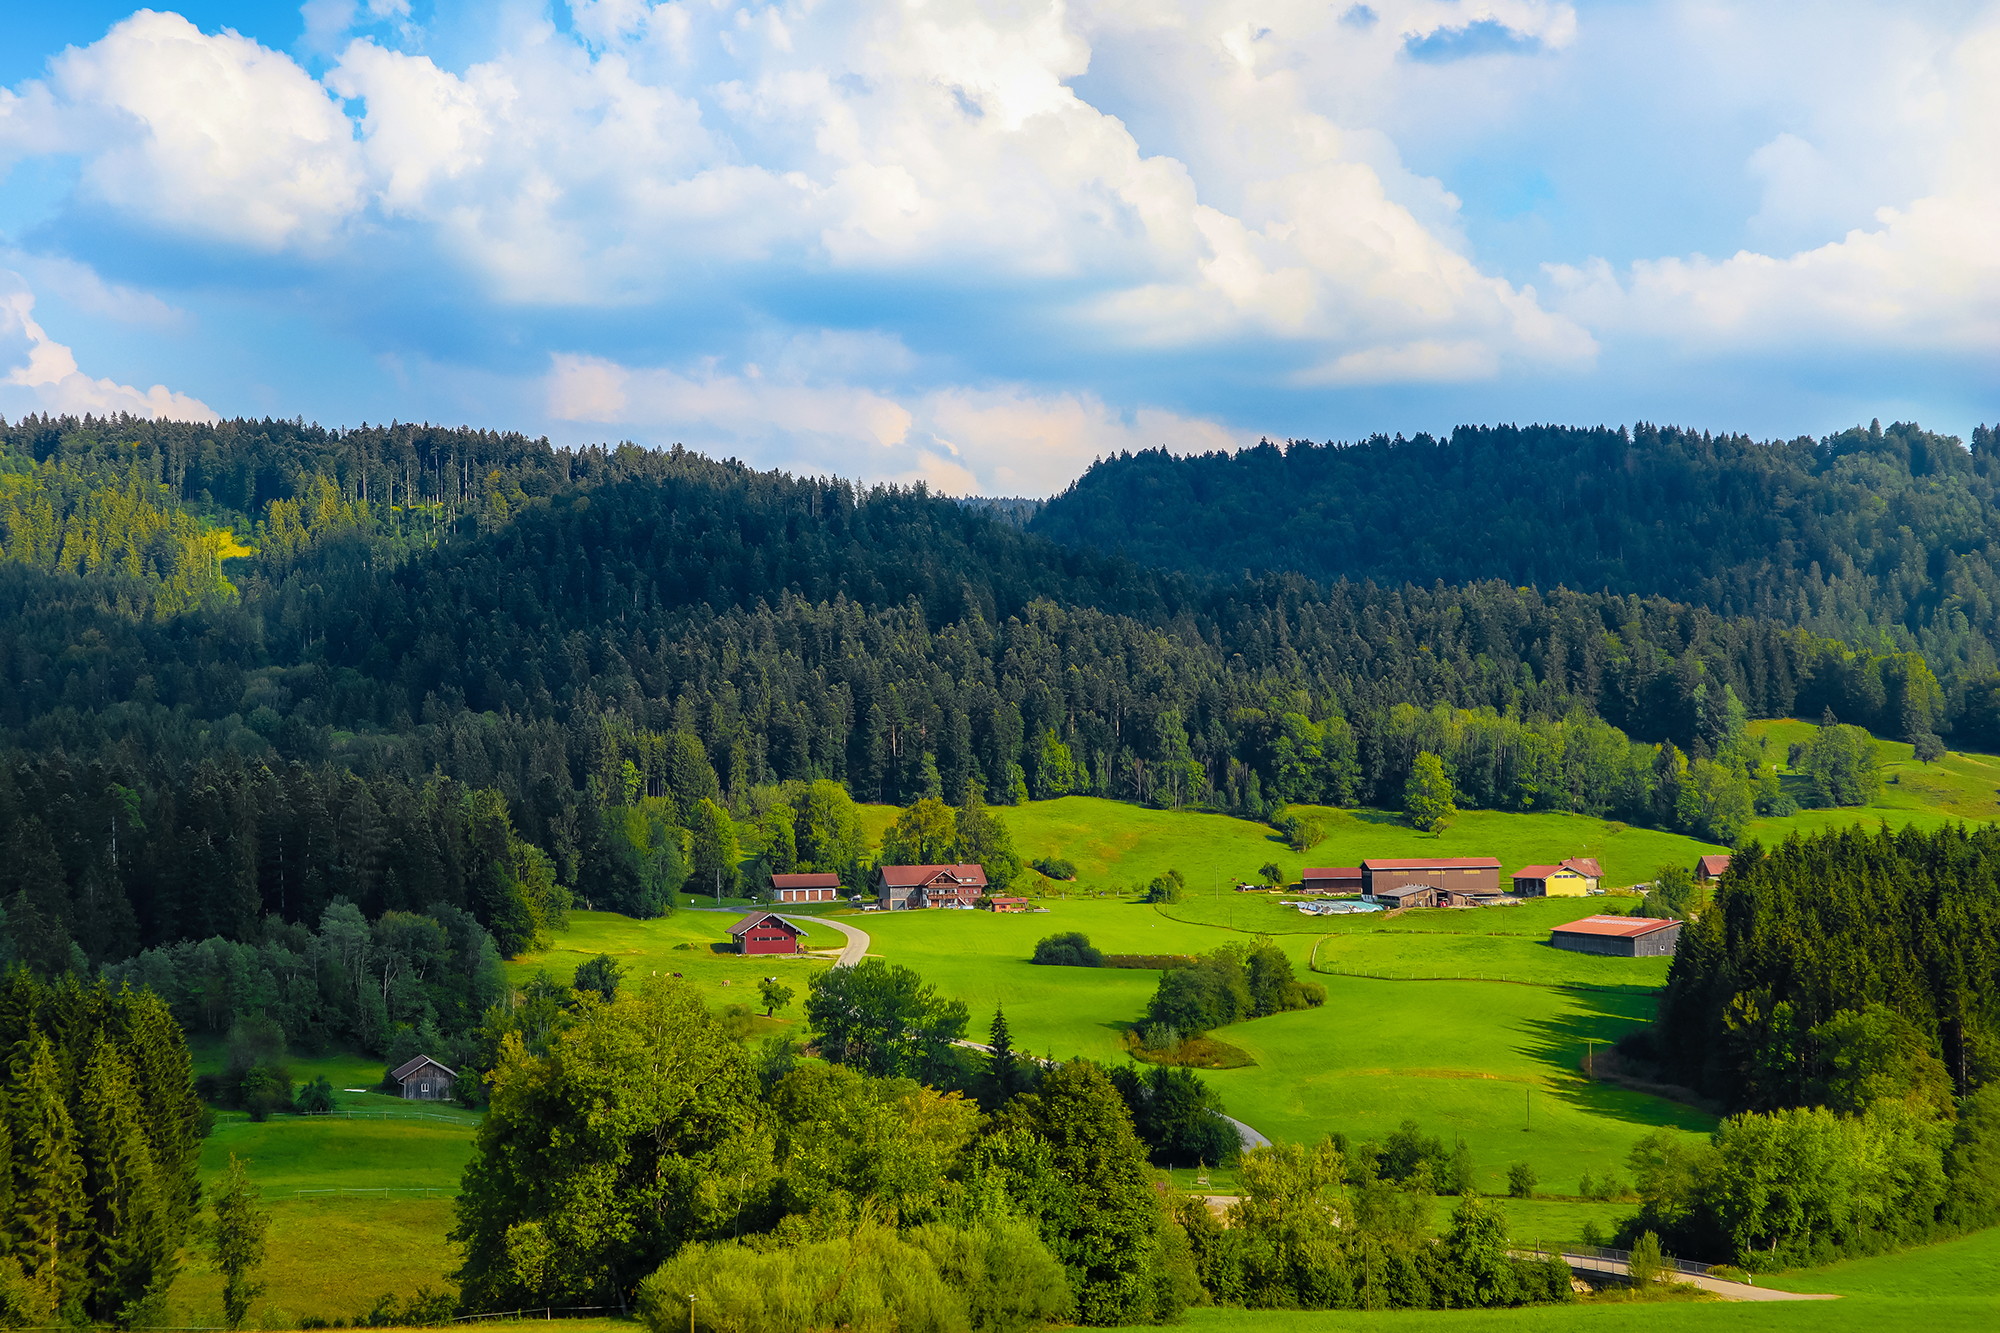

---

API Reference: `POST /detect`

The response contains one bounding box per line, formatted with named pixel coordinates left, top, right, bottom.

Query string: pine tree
left=8, top=1032, right=89, bottom=1316
left=211, top=1154, right=268, bottom=1331
left=988, top=1004, right=1021, bottom=1104
left=76, top=1034, right=174, bottom=1323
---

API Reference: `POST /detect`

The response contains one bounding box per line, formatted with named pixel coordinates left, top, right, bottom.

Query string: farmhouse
left=389, top=1054, right=455, bottom=1101
left=877, top=863, right=988, bottom=910
left=1694, top=853, right=1732, bottom=884
left=1361, top=856, right=1501, bottom=902
left=1301, top=867, right=1364, bottom=894
left=729, top=911, right=804, bottom=955
left=1550, top=914, right=1683, bottom=958
left=771, top=872, right=842, bottom=905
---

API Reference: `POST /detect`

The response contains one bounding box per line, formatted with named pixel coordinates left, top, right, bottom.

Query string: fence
left=291, top=1186, right=459, bottom=1200
left=299, top=1109, right=477, bottom=1127
left=1518, top=1244, right=1712, bottom=1278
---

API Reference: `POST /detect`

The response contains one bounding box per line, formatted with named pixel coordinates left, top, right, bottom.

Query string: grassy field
left=966, top=797, right=1724, bottom=894
left=168, top=1100, right=479, bottom=1323
left=505, top=909, right=844, bottom=1036
left=1741, top=718, right=2000, bottom=840
left=859, top=897, right=1709, bottom=1194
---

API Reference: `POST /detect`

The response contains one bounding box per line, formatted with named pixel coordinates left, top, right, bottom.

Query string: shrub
left=296, top=1076, right=336, bottom=1114
left=1506, top=1161, right=1537, bottom=1198
left=1627, top=1230, right=1663, bottom=1289
left=1032, top=857, right=1077, bottom=881
left=1580, top=1220, right=1604, bottom=1249
left=1031, top=932, right=1103, bottom=967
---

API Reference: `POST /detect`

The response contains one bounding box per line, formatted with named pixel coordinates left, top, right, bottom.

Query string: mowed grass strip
left=168, top=1196, right=460, bottom=1325
left=201, top=1109, right=477, bottom=1196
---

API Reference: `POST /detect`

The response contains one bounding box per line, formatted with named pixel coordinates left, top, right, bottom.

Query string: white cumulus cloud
left=0, top=271, right=218, bottom=422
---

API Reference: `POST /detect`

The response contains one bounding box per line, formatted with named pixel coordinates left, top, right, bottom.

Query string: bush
left=1031, top=932, right=1103, bottom=967
left=639, top=1218, right=1070, bottom=1333
left=1142, top=869, right=1186, bottom=903
left=1032, top=857, right=1077, bottom=881
left=1506, top=1161, right=1537, bottom=1198
left=1580, top=1220, right=1604, bottom=1248
left=296, top=1076, right=336, bottom=1114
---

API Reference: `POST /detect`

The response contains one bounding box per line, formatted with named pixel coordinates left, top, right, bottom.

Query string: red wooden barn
left=728, top=911, right=804, bottom=956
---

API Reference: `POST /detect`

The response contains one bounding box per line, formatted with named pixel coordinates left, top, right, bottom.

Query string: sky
left=0, top=1, right=1995, bottom=496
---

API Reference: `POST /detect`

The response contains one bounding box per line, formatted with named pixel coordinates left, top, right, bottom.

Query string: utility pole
left=715, top=867, right=722, bottom=908
left=687, top=1295, right=697, bottom=1333
left=1526, top=1086, right=1532, bottom=1131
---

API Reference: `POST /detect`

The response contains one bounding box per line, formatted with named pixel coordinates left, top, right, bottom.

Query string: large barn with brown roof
left=1361, top=856, right=1501, bottom=902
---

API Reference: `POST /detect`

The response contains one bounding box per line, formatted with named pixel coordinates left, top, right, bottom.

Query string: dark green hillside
left=0, top=411, right=1986, bottom=980
left=1033, top=420, right=2000, bottom=672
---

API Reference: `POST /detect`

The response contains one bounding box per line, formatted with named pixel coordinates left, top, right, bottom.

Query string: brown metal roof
left=1563, top=858, right=1604, bottom=879
left=728, top=911, right=802, bottom=937
left=390, top=1054, right=456, bottom=1082
left=771, top=872, right=841, bottom=889
left=1302, top=867, right=1363, bottom=878
left=878, top=863, right=989, bottom=888
left=1551, top=915, right=1679, bottom=939
left=1697, top=854, right=1732, bottom=875
left=1363, top=857, right=1501, bottom=870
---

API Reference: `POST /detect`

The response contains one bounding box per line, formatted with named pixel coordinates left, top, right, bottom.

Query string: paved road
left=1550, top=1253, right=1838, bottom=1303
left=786, top=915, right=870, bottom=966
left=1223, top=1115, right=1270, bottom=1151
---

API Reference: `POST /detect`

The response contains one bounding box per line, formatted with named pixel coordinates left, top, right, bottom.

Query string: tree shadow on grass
left=1516, top=989, right=1718, bottom=1134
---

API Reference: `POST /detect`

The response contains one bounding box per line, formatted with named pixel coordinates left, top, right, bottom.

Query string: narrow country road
left=784, top=914, right=870, bottom=966
left=1544, top=1252, right=1839, bottom=1303
left=1223, top=1115, right=1270, bottom=1150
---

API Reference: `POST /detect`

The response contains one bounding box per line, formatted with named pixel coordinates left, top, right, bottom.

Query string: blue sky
left=2, top=1, right=1996, bottom=495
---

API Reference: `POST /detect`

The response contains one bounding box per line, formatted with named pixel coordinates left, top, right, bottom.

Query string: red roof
left=1363, top=857, right=1501, bottom=870
left=878, top=863, right=989, bottom=888
left=1510, top=864, right=1566, bottom=878
left=1697, top=854, right=1732, bottom=876
left=771, top=872, right=841, bottom=889
left=1563, top=858, right=1604, bottom=879
left=1551, top=915, right=1679, bottom=939
left=727, top=911, right=803, bottom=937
left=1303, top=867, right=1363, bottom=878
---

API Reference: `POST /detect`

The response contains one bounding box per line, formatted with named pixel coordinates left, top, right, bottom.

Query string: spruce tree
left=8, top=1031, right=88, bottom=1316
left=211, top=1154, right=268, bottom=1331
left=988, top=1005, right=1021, bottom=1104
left=77, top=1034, right=174, bottom=1324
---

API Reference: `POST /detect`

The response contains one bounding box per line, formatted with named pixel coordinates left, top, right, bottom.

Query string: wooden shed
left=729, top=911, right=804, bottom=956
left=1301, top=867, right=1364, bottom=894
left=1550, top=915, right=1683, bottom=958
left=1694, top=854, right=1732, bottom=885
left=389, top=1054, right=456, bottom=1101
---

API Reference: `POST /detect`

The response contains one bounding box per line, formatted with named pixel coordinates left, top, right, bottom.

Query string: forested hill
left=1031, top=420, right=2000, bottom=674
left=0, top=409, right=1993, bottom=986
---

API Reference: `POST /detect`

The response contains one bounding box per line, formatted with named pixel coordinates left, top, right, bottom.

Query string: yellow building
left=1511, top=862, right=1592, bottom=897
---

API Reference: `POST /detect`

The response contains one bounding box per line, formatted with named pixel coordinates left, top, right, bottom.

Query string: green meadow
left=506, top=908, right=844, bottom=1034
left=983, top=798, right=1723, bottom=893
